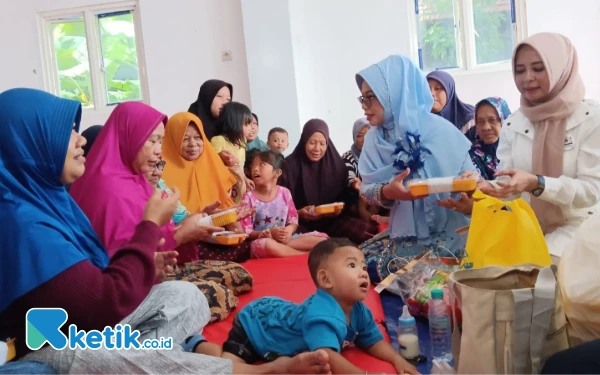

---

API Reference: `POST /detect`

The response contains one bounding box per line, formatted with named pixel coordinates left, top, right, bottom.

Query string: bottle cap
left=431, top=289, right=444, bottom=299
left=398, top=305, right=416, bottom=327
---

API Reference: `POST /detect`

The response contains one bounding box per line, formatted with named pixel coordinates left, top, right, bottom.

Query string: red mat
left=202, top=255, right=396, bottom=373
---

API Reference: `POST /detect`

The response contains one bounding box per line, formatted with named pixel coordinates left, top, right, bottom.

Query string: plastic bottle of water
left=428, top=289, right=453, bottom=362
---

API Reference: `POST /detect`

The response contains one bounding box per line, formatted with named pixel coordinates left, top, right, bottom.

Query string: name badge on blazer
left=564, top=136, right=575, bottom=150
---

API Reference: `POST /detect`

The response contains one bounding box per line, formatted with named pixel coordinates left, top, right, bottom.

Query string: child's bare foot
left=269, top=350, right=331, bottom=374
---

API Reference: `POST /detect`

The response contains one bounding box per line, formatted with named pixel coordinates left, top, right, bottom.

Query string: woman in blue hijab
left=427, top=70, right=477, bottom=142
left=356, top=56, right=477, bottom=283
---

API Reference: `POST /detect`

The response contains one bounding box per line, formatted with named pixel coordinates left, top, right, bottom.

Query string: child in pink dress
left=241, top=150, right=328, bottom=258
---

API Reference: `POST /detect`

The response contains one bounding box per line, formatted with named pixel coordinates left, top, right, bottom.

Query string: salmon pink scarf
left=69, top=102, right=174, bottom=257
left=514, top=32, right=585, bottom=234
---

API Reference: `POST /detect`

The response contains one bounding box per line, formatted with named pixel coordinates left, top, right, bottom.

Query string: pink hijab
left=513, top=32, right=585, bottom=234
left=69, top=102, right=175, bottom=257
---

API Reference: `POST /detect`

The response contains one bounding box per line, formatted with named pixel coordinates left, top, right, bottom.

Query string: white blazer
left=496, top=99, right=600, bottom=257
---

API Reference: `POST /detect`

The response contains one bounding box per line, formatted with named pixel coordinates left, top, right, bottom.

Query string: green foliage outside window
left=52, top=11, right=142, bottom=107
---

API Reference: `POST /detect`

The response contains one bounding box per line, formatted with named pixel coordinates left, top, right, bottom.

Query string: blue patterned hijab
left=356, top=55, right=473, bottom=241
left=0, top=88, right=109, bottom=313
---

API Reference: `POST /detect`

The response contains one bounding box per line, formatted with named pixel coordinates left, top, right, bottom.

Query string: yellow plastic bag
left=461, top=190, right=552, bottom=269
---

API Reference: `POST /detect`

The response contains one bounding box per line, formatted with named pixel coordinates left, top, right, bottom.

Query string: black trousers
left=542, top=339, right=600, bottom=374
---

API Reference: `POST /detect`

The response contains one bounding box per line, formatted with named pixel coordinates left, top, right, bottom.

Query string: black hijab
left=81, top=125, right=104, bottom=156
left=188, top=79, right=233, bottom=140
left=279, top=119, right=347, bottom=208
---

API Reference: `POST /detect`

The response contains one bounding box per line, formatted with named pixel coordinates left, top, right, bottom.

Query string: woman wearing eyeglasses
left=145, top=157, right=191, bottom=225
left=355, top=55, right=476, bottom=284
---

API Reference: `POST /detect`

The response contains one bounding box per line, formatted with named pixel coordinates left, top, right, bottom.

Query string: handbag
left=448, top=264, right=568, bottom=374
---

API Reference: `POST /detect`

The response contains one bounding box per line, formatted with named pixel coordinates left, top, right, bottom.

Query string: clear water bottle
left=428, top=289, right=453, bottom=362
left=397, top=305, right=420, bottom=359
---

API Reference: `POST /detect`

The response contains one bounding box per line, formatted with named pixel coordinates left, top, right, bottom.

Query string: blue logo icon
left=26, top=308, right=68, bottom=350
left=25, top=308, right=173, bottom=351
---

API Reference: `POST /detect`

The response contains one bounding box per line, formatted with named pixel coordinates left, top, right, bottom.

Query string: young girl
left=241, top=150, right=328, bottom=258
left=211, top=101, right=254, bottom=203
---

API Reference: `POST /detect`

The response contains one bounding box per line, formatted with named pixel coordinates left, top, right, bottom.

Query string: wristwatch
left=531, top=175, right=545, bottom=197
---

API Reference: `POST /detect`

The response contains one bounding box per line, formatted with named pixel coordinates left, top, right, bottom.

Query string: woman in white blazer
left=439, top=32, right=600, bottom=262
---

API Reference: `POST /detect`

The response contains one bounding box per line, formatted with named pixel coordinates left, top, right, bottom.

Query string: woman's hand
left=236, top=204, right=256, bottom=220
left=382, top=168, right=414, bottom=201
left=480, top=169, right=537, bottom=199
left=219, top=150, right=239, bottom=168
left=201, top=201, right=222, bottom=215
left=154, top=248, right=178, bottom=282
left=437, top=192, right=474, bottom=216
left=298, top=206, right=321, bottom=221
left=351, top=178, right=362, bottom=191
left=175, top=214, right=224, bottom=243
left=143, top=187, right=181, bottom=227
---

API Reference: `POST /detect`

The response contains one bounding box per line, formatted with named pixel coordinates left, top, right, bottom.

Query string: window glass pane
left=473, top=0, right=515, bottom=65
left=98, top=11, right=142, bottom=105
left=417, top=0, right=460, bottom=70
left=52, top=20, right=94, bottom=107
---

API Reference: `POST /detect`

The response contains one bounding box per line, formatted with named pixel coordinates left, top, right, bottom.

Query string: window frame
left=37, top=0, right=150, bottom=112
left=410, top=0, right=528, bottom=74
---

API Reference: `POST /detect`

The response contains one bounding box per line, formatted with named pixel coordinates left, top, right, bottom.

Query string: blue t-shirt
left=238, top=289, right=384, bottom=359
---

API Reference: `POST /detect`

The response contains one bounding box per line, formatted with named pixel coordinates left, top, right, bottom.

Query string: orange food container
left=204, top=231, right=248, bottom=246
left=408, top=177, right=477, bottom=198
left=314, top=202, right=345, bottom=215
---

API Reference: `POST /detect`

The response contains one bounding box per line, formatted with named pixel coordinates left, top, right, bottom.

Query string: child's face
left=268, top=132, right=289, bottom=153
left=318, top=246, right=370, bottom=305
left=247, top=116, right=258, bottom=142
left=243, top=120, right=253, bottom=142
left=250, top=156, right=280, bottom=185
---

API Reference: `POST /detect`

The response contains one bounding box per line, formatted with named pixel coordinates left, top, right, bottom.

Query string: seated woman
left=342, top=117, right=387, bottom=224
left=442, top=32, right=600, bottom=264
left=188, top=79, right=232, bottom=140
left=427, top=70, right=477, bottom=142
left=0, top=88, right=330, bottom=375
left=0, top=88, right=208, bottom=371
left=278, top=119, right=376, bottom=245
left=161, top=112, right=252, bottom=262
left=356, top=55, right=475, bottom=283
left=69, top=102, right=223, bottom=262
left=469, top=97, right=511, bottom=181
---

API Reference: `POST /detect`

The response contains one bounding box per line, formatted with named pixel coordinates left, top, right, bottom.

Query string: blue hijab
left=0, top=88, right=109, bottom=313
left=356, top=55, right=473, bottom=242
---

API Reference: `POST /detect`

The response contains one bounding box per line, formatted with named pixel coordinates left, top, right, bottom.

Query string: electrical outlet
left=221, top=50, right=232, bottom=61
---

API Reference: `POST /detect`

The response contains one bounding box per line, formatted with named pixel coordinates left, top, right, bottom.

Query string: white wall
left=288, top=0, right=413, bottom=152
left=0, top=0, right=251, bottom=130
left=240, top=0, right=301, bottom=150
left=242, top=0, right=600, bottom=151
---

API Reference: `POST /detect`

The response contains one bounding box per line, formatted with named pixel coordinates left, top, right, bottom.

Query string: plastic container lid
left=398, top=305, right=416, bottom=327
left=431, top=289, right=444, bottom=299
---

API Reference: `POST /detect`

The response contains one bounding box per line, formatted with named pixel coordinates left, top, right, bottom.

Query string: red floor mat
left=202, top=255, right=397, bottom=373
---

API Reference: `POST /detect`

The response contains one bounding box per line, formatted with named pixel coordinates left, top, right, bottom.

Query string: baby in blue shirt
left=194, top=238, right=419, bottom=374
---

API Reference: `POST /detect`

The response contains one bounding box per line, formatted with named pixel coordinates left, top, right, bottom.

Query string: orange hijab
left=162, top=112, right=236, bottom=212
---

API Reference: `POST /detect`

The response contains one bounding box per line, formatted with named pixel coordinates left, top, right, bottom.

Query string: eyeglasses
left=357, top=95, right=378, bottom=109
left=153, top=160, right=166, bottom=172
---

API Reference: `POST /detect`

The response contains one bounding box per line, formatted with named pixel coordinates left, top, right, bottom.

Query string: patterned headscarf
left=469, top=97, right=511, bottom=180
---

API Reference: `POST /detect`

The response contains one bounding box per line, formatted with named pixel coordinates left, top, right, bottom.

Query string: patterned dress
left=240, top=186, right=327, bottom=258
